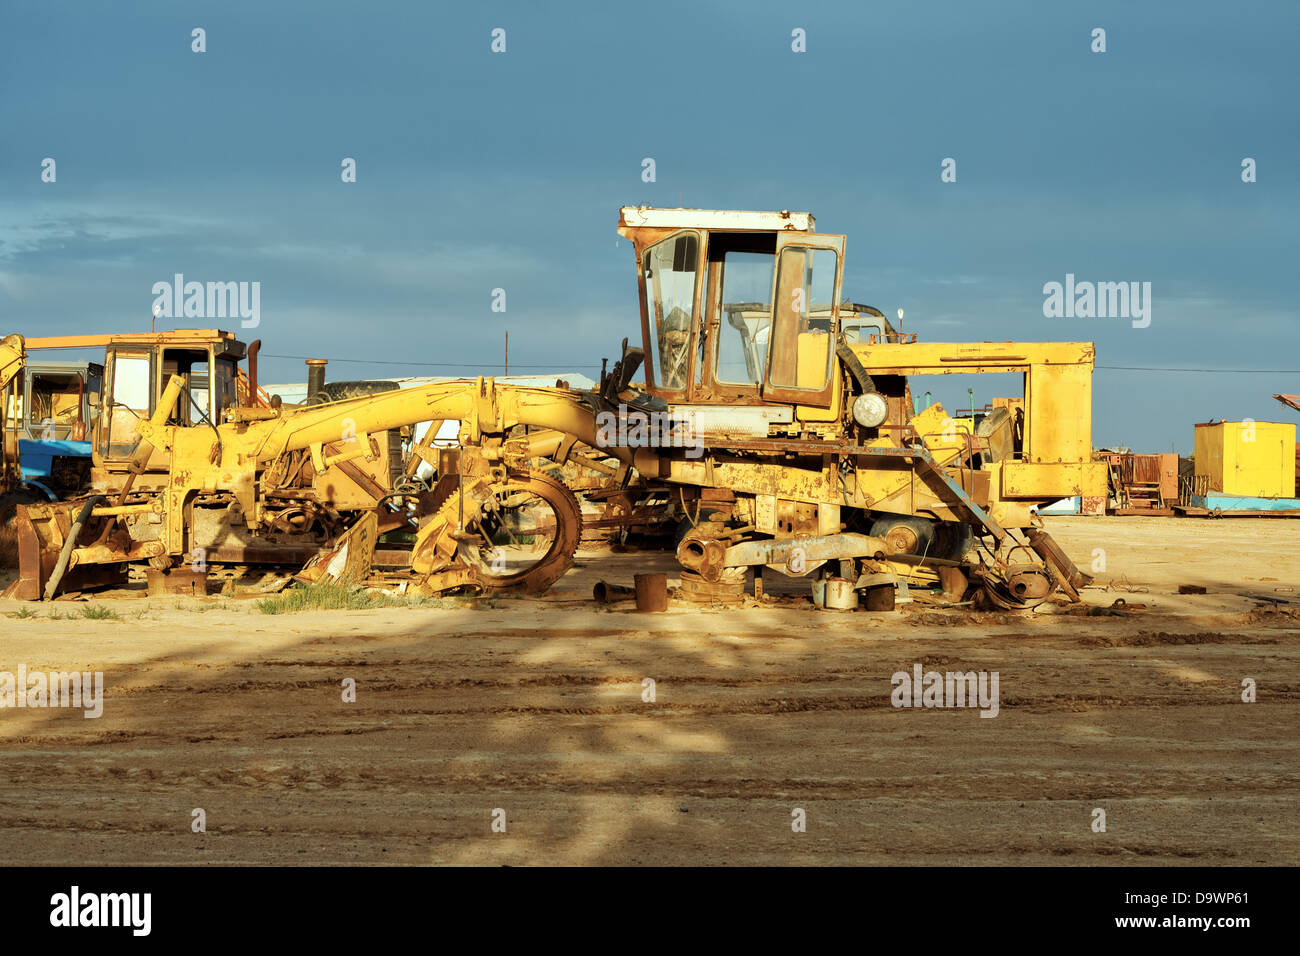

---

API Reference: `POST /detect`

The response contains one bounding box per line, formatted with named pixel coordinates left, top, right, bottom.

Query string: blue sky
left=2, top=0, right=1297, bottom=451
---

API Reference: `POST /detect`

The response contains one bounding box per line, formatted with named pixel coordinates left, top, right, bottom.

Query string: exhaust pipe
left=247, top=339, right=261, bottom=399
left=306, top=358, right=327, bottom=402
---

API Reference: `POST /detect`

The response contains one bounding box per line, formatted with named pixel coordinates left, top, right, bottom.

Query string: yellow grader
left=7, top=207, right=1107, bottom=609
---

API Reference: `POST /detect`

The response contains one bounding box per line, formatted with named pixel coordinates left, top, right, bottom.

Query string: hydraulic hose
left=836, top=340, right=877, bottom=395
left=43, top=494, right=106, bottom=601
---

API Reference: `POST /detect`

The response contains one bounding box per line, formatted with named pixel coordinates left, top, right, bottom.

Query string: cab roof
left=617, top=206, right=815, bottom=233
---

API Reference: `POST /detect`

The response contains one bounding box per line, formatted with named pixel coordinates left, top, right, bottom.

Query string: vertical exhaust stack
left=247, top=339, right=261, bottom=400
left=306, top=359, right=327, bottom=403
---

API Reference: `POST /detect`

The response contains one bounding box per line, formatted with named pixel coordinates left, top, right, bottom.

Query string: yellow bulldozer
left=7, top=207, right=1107, bottom=608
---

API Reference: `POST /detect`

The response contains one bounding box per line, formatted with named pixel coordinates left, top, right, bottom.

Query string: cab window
left=643, top=233, right=699, bottom=392
left=104, top=351, right=152, bottom=457
left=27, top=371, right=85, bottom=439
left=768, top=246, right=837, bottom=392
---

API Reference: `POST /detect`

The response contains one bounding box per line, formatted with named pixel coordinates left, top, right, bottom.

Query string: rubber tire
left=868, top=514, right=936, bottom=557
left=933, top=522, right=976, bottom=561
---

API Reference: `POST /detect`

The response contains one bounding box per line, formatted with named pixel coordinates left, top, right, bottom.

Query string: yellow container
left=1194, top=421, right=1297, bottom=498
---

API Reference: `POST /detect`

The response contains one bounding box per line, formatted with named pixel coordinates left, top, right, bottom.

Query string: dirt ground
left=1, top=515, right=1297, bottom=866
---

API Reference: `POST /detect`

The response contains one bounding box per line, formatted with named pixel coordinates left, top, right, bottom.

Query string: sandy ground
left=0, top=515, right=1297, bottom=866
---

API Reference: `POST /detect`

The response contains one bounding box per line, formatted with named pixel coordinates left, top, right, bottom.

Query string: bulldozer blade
left=12, top=501, right=66, bottom=601
left=10, top=500, right=131, bottom=600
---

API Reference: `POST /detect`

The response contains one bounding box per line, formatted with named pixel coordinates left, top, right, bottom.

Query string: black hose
left=43, top=495, right=106, bottom=601
left=836, top=341, right=877, bottom=395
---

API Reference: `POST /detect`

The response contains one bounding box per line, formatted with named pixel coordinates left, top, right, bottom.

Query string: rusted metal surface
left=938, top=565, right=969, bottom=601
left=1099, top=451, right=1178, bottom=511
left=146, top=568, right=208, bottom=596
left=722, top=532, right=889, bottom=571
left=1027, top=528, right=1091, bottom=598
left=980, top=565, right=1052, bottom=609
left=593, top=581, right=636, bottom=603
left=634, top=573, right=668, bottom=612
left=677, top=569, right=745, bottom=606
left=294, top=511, right=378, bottom=586
left=305, top=359, right=327, bottom=402
left=862, top=583, right=896, bottom=611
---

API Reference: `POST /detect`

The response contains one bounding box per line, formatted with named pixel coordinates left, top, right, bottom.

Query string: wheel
left=933, top=522, right=976, bottom=561
left=455, top=470, right=584, bottom=595
left=868, top=514, right=936, bottom=557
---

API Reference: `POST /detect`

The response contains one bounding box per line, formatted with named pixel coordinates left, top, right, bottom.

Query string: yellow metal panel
left=847, top=341, right=1096, bottom=375
left=1194, top=423, right=1224, bottom=492
left=1002, top=461, right=1108, bottom=498
left=794, top=334, right=840, bottom=422
left=1024, top=362, right=1092, bottom=465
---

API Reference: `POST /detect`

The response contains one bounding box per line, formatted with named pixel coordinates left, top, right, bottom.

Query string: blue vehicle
left=1, top=360, right=102, bottom=524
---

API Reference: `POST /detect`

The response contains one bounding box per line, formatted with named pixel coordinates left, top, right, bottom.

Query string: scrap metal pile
left=4, top=208, right=1107, bottom=610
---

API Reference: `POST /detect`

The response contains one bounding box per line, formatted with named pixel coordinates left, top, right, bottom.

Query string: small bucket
left=824, top=577, right=858, bottom=611
left=634, top=573, right=668, bottom=612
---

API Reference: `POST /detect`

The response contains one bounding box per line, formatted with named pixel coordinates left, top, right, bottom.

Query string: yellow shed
left=1194, top=421, right=1297, bottom=498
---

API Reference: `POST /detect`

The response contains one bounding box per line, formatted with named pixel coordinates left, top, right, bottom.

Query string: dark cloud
left=1, top=0, right=1296, bottom=451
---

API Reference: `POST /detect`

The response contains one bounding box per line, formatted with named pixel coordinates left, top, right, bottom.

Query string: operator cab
left=5, top=361, right=102, bottom=441
left=97, top=330, right=246, bottom=464
left=617, top=207, right=844, bottom=416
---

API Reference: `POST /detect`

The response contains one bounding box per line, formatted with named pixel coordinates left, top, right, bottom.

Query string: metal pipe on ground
left=593, top=581, right=636, bottom=603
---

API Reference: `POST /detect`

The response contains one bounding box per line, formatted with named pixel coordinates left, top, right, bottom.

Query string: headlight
left=852, top=392, right=888, bottom=428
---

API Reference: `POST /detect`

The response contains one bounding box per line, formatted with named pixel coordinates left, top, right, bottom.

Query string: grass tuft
left=255, top=583, right=458, bottom=615
left=79, top=605, right=120, bottom=620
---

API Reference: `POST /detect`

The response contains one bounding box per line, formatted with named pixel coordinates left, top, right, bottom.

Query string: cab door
left=760, top=232, right=844, bottom=408
left=639, top=230, right=702, bottom=400
left=98, top=348, right=155, bottom=462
